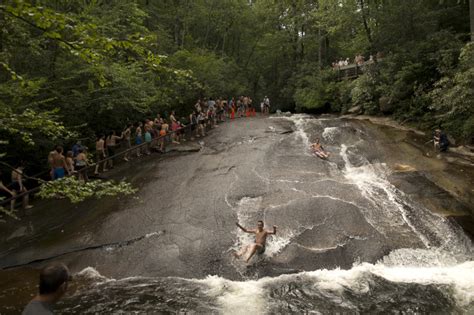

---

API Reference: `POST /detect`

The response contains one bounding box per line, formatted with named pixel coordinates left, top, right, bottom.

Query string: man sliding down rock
left=234, top=221, right=277, bottom=263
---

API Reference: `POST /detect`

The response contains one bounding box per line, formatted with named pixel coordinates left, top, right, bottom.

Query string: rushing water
left=2, top=114, right=473, bottom=314
left=56, top=260, right=474, bottom=314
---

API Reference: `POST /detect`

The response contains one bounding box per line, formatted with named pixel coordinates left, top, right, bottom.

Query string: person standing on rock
left=234, top=221, right=277, bottom=263
left=23, top=263, right=71, bottom=315
left=433, top=129, right=449, bottom=152
left=263, top=96, right=270, bottom=114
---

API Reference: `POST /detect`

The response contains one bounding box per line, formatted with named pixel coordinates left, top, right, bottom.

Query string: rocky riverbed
left=1, top=114, right=473, bottom=314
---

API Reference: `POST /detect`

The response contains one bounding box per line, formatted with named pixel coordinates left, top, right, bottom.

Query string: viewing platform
left=333, top=59, right=380, bottom=80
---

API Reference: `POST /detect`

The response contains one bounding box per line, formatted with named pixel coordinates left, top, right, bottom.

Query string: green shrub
left=351, top=74, right=378, bottom=114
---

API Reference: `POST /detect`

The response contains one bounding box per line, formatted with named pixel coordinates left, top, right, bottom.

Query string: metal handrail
left=0, top=117, right=219, bottom=207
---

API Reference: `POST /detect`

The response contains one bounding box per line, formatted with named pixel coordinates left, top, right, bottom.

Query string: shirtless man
left=234, top=221, right=277, bottom=263
left=122, top=124, right=132, bottom=161
left=47, top=146, right=59, bottom=180
left=0, top=170, right=16, bottom=211
left=51, top=146, right=70, bottom=179
left=11, top=165, right=33, bottom=209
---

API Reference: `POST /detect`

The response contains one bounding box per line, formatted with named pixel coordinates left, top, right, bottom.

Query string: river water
left=1, top=114, right=473, bottom=314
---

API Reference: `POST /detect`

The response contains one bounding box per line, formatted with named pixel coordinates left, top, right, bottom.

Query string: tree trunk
left=470, top=0, right=474, bottom=41
left=222, top=34, right=226, bottom=57
left=318, top=27, right=322, bottom=70
left=174, top=16, right=180, bottom=46
left=181, top=20, right=186, bottom=48
left=300, top=24, right=305, bottom=60
left=359, top=0, right=373, bottom=46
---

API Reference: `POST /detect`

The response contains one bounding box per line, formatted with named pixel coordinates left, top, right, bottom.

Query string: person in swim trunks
left=311, top=138, right=330, bottom=159
left=234, top=220, right=277, bottom=263
left=11, top=164, right=33, bottom=209
left=51, top=146, right=71, bottom=179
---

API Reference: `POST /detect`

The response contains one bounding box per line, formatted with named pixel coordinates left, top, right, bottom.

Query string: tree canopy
left=0, top=0, right=472, bottom=172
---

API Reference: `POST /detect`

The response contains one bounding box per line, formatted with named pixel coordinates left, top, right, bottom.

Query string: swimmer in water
left=311, top=138, right=329, bottom=159
left=234, top=221, right=277, bottom=263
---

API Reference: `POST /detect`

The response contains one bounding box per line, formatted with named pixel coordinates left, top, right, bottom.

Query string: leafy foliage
left=429, top=42, right=474, bottom=139
left=0, top=0, right=472, bottom=217
left=37, top=176, right=137, bottom=204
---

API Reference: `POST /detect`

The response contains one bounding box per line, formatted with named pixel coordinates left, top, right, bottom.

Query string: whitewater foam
left=322, top=126, right=339, bottom=142
left=207, top=259, right=474, bottom=311
left=77, top=266, right=114, bottom=282
left=232, top=196, right=293, bottom=258
left=65, top=115, right=474, bottom=314
left=340, top=144, right=432, bottom=244
left=75, top=253, right=474, bottom=312
left=200, top=276, right=266, bottom=314
left=277, top=114, right=313, bottom=154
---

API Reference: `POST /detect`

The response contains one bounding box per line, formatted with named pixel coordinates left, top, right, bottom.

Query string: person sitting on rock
left=234, top=221, right=277, bottom=263
left=310, top=138, right=330, bottom=159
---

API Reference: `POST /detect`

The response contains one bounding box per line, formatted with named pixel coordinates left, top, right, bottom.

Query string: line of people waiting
left=0, top=166, right=33, bottom=211
left=332, top=52, right=383, bottom=69
left=48, top=95, right=266, bottom=180
left=1, top=94, right=268, bottom=212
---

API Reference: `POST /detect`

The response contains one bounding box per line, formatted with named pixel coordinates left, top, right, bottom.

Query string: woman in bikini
left=135, top=122, right=143, bottom=157
left=311, top=138, right=330, bottom=159
left=75, top=148, right=89, bottom=182
left=159, top=119, right=168, bottom=152
left=170, top=111, right=180, bottom=144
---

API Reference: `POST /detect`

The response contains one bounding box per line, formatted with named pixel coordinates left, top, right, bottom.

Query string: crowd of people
left=193, top=95, right=271, bottom=121
left=332, top=52, right=382, bottom=69
left=0, top=95, right=272, bottom=212
left=332, top=57, right=351, bottom=68
left=48, top=95, right=270, bottom=180
left=0, top=166, right=32, bottom=212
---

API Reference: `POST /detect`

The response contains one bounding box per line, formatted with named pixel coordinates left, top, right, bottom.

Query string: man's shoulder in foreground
left=23, top=300, right=54, bottom=315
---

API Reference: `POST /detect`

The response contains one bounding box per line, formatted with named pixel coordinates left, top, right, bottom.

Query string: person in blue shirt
left=434, top=129, right=449, bottom=152
left=71, top=140, right=83, bottom=158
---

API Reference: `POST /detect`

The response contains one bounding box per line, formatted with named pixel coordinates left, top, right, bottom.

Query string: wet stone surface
left=1, top=114, right=473, bottom=314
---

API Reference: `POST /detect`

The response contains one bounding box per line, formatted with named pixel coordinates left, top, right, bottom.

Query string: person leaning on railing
left=197, top=111, right=206, bottom=137
left=189, top=111, right=198, bottom=140
left=134, top=122, right=143, bottom=157
left=94, top=135, right=108, bottom=175
left=75, top=148, right=89, bottom=182
left=11, top=164, right=33, bottom=209
left=0, top=170, right=16, bottom=212
left=159, top=120, right=168, bottom=153
left=106, top=130, right=124, bottom=168
left=122, top=124, right=132, bottom=162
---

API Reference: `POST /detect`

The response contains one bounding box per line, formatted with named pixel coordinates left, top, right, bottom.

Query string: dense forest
left=0, top=0, right=473, bottom=174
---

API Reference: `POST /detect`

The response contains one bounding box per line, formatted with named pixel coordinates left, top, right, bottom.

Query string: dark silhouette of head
left=39, top=263, right=71, bottom=302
